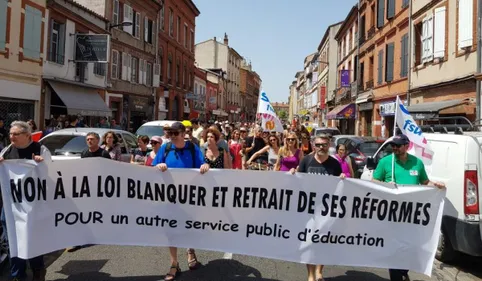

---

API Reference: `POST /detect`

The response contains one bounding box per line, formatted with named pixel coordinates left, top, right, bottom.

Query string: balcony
left=359, top=34, right=366, bottom=46
left=365, top=79, right=374, bottom=90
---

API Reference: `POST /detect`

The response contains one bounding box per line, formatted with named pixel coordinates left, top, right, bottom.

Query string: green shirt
left=373, top=154, right=429, bottom=185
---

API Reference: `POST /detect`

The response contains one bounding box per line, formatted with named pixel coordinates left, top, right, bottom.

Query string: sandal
left=187, top=249, right=201, bottom=270
left=164, top=263, right=181, bottom=281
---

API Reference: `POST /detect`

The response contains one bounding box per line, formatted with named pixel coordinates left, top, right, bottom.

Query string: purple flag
left=340, top=70, right=350, bottom=87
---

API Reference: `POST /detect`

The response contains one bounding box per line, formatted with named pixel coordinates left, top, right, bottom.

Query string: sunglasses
left=170, top=131, right=181, bottom=136
left=286, top=138, right=296, bottom=142
left=269, top=138, right=277, bottom=142
left=314, top=143, right=329, bottom=148
left=150, top=141, right=159, bottom=145
left=390, top=144, right=402, bottom=148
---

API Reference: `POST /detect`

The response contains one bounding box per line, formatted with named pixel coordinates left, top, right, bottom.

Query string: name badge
left=410, top=170, right=418, bottom=176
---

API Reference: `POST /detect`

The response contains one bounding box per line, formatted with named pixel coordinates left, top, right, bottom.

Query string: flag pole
left=391, top=96, right=399, bottom=183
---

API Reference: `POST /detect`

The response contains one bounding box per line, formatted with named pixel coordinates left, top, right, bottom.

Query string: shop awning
left=326, top=103, right=356, bottom=120
left=48, top=81, right=111, bottom=117
left=406, top=99, right=470, bottom=120
left=355, top=91, right=373, bottom=104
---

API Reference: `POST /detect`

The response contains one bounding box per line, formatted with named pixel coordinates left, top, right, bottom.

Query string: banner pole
left=391, top=96, right=399, bottom=183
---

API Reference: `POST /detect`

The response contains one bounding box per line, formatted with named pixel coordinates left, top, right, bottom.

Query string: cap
left=240, top=127, right=247, bottom=132
left=150, top=136, right=163, bottom=143
left=390, top=134, right=410, bottom=145
left=169, top=122, right=186, bottom=131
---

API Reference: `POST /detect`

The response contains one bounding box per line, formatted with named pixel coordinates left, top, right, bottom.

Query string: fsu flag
left=256, top=91, right=284, bottom=133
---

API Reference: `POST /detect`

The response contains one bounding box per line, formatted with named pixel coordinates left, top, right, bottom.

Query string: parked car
left=135, top=120, right=177, bottom=139
left=311, top=127, right=341, bottom=137
left=342, top=136, right=385, bottom=177
left=361, top=132, right=482, bottom=262
left=39, top=128, right=139, bottom=162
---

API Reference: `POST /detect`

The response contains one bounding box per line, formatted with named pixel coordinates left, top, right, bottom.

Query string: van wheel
left=436, top=229, right=457, bottom=262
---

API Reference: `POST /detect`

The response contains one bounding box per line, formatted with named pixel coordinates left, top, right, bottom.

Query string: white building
left=195, top=33, right=243, bottom=121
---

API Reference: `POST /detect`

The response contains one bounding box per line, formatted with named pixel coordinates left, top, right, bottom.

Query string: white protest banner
left=0, top=158, right=444, bottom=276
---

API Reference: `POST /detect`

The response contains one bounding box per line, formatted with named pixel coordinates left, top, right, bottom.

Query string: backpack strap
left=188, top=141, right=196, bottom=168
left=163, top=142, right=172, bottom=161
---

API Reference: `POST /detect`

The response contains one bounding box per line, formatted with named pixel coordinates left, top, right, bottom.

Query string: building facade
left=205, top=69, right=220, bottom=121
left=329, top=5, right=358, bottom=134
left=158, top=0, right=200, bottom=121
left=0, top=0, right=47, bottom=128
left=317, top=22, right=342, bottom=126
left=358, top=0, right=409, bottom=137
left=295, top=71, right=305, bottom=120
left=193, top=66, right=206, bottom=120
left=43, top=0, right=111, bottom=128
left=240, top=61, right=260, bottom=122
left=303, top=53, right=320, bottom=123
left=408, top=0, right=477, bottom=124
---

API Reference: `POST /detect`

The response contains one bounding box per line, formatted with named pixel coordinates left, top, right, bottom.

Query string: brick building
left=76, top=0, right=162, bottom=132
left=329, top=5, right=358, bottom=134
left=240, top=62, right=261, bottom=122
left=358, top=0, right=410, bottom=137
left=193, top=66, right=207, bottom=120
left=157, top=0, right=200, bottom=121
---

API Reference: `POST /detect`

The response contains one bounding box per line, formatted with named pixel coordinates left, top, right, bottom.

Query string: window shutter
left=139, top=59, right=143, bottom=84
left=127, top=54, right=132, bottom=81
left=458, top=0, right=473, bottom=49
left=377, top=49, right=383, bottom=85
left=153, top=63, right=160, bottom=87
left=377, top=0, right=385, bottom=28
left=123, top=5, right=131, bottom=33
left=143, top=60, right=148, bottom=85
left=421, top=18, right=428, bottom=61
left=121, top=52, right=127, bottom=80
left=426, top=14, right=433, bottom=61
left=144, top=17, right=148, bottom=42
left=434, top=7, right=446, bottom=58
left=400, top=35, right=405, bottom=77
left=0, top=0, right=8, bottom=50
left=23, top=6, right=42, bottom=59
left=387, top=0, right=395, bottom=19
left=136, top=12, right=140, bottom=38
left=385, top=43, right=394, bottom=82
left=400, top=34, right=408, bottom=77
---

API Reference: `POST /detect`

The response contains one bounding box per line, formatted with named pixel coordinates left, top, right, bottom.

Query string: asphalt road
left=0, top=245, right=475, bottom=281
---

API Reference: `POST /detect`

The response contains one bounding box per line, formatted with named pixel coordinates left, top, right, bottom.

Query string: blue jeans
left=1, top=208, right=45, bottom=278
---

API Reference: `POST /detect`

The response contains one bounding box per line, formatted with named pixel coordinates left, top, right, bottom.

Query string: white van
left=361, top=132, right=482, bottom=262
left=135, top=120, right=177, bottom=139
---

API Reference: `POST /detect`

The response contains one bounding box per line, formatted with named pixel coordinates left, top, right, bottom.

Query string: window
left=159, top=47, right=163, bottom=80
left=144, top=17, right=153, bottom=44
left=190, top=30, right=194, bottom=52
left=112, top=50, right=119, bottom=79
left=48, top=21, right=65, bottom=64
left=169, top=8, right=173, bottom=36
left=370, top=4, right=376, bottom=28
left=176, top=60, right=180, bottom=85
left=177, top=16, right=181, bottom=42
left=0, top=0, right=7, bottom=50
left=377, top=49, right=383, bottom=85
left=167, top=53, right=172, bottom=82
left=160, top=4, right=165, bottom=31
left=400, top=34, right=408, bottom=78
left=146, top=62, right=153, bottom=86
left=123, top=4, right=133, bottom=34
left=434, top=7, right=446, bottom=58
left=113, top=0, right=119, bottom=26
left=377, top=0, right=385, bottom=28
left=183, top=62, right=186, bottom=87
left=133, top=11, right=140, bottom=39
left=75, top=62, right=88, bottom=82
left=421, top=14, right=433, bottom=63
left=94, top=63, right=106, bottom=76
left=385, top=43, right=394, bottom=82
left=23, top=5, right=43, bottom=59
left=131, top=57, right=138, bottom=82
left=402, top=0, right=409, bottom=8
left=457, top=0, right=473, bottom=50
left=184, top=24, right=188, bottom=48
left=387, top=0, right=395, bottom=19
left=414, top=22, right=423, bottom=65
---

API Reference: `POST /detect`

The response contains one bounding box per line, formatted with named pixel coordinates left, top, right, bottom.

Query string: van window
left=376, top=143, right=393, bottom=161
left=123, top=134, right=138, bottom=151
left=136, top=125, right=165, bottom=139
left=116, top=134, right=127, bottom=154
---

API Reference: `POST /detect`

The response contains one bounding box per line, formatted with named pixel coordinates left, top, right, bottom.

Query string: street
left=2, top=245, right=477, bottom=281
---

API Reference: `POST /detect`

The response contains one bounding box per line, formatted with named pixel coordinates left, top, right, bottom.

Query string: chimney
left=224, top=33, right=228, bottom=45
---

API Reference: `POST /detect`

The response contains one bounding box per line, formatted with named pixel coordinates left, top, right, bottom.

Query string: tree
left=278, top=110, right=288, bottom=120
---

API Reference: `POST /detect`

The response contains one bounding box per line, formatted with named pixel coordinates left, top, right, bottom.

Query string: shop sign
left=75, top=34, right=109, bottom=63
left=379, top=100, right=407, bottom=116
left=358, top=102, right=373, bottom=111
left=129, top=96, right=149, bottom=112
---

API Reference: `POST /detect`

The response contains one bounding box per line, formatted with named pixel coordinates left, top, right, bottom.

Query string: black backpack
left=163, top=141, right=197, bottom=168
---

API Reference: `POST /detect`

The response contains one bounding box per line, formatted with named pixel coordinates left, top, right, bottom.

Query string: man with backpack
left=150, top=121, right=209, bottom=281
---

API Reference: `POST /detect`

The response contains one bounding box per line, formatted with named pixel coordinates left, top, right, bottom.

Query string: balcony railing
left=365, top=79, right=374, bottom=90
left=367, top=27, right=375, bottom=40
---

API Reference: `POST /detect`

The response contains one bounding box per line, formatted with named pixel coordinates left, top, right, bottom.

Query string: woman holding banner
left=274, top=132, right=303, bottom=174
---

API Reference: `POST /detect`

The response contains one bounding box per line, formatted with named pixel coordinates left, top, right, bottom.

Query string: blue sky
left=193, top=0, right=357, bottom=103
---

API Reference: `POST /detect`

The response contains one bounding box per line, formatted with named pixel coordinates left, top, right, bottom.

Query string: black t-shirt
left=298, top=154, right=342, bottom=176
left=246, top=136, right=267, bottom=160
left=81, top=147, right=111, bottom=159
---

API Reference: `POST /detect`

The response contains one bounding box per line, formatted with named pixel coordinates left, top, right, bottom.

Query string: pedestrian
left=246, top=134, right=280, bottom=170
left=0, top=120, right=50, bottom=281
left=101, top=131, right=122, bottom=161
left=151, top=122, right=209, bottom=281
left=274, top=132, right=303, bottom=174
left=130, top=135, right=149, bottom=165
left=296, top=135, right=346, bottom=281
left=372, top=134, right=445, bottom=281
left=333, top=144, right=354, bottom=178
left=228, top=129, right=243, bottom=169
left=204, top=127, right=230, bottom=169
left=145, top=136, right=163, bottom=166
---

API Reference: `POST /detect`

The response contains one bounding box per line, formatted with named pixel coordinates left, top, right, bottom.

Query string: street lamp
left=109, top=21, right=132, bottom=30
